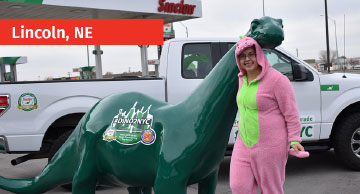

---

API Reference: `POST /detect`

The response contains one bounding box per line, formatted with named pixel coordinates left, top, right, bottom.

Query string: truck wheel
left=333, top=113, right=360, bottom=170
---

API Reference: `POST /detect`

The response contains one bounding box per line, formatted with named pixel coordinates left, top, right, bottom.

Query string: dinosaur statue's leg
left=197, top=168, right=219, bottom=194
left=142, top=187, right=152, bottom=194
left=153, top=165, right=188, bottom=194
left=127, top=186, right=152, bottom=194
left=72, top=132, right=99, bottom=194
left=153, top=176, right=187, bottom=194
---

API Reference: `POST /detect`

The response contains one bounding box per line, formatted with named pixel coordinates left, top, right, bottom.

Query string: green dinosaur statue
left=245, top=16, right=284, bottom=49
left=183, top=53, right=209, bottom=70
left=0, top=16, right=284, bottom=194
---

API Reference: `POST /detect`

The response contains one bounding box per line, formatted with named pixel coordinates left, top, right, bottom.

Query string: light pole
left=86, top=45, right=90, bottom=67
left=329, top=17, right=339, bottom=64
left=262, top=0, right=265, bottom=16
left=321, top=15, right=339, bottom=68
left=179, top=22, right=188, bottom=38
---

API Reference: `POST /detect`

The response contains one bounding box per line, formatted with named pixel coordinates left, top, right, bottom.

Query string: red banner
left=0, top=19, right=163, bottom=45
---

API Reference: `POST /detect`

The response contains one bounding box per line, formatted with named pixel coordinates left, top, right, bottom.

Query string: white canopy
left=0, top=0, right=202, bottom=23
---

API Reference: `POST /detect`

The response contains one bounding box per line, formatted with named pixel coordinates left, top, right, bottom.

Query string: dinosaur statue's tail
left=0, top=127, right=80, bottom=194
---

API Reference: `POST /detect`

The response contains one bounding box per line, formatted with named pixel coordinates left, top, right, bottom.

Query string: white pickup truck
left=1, top=38, right=360, bottom=170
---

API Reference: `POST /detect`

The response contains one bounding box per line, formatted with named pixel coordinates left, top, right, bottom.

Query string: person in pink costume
left=230, top=36, right=306, bottom=194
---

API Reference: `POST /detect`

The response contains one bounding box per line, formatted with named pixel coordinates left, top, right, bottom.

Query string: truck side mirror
left=293, top=63, right=313, bottom=81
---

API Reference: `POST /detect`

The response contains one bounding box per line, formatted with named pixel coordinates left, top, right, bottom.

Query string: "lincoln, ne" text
left=12, top=25, right=70, bottom=41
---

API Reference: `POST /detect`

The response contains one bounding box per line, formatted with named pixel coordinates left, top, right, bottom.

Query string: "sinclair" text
left=158, top=0, right=196, bottom=15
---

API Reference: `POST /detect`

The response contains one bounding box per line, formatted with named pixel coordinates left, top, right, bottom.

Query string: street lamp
left=179, top=22, right=189, bottom=38
left=86, top=45, right=90, bottom=67
left=262, top=0, right=265, bottom=16
left=321, top=15, right=339, bottom=68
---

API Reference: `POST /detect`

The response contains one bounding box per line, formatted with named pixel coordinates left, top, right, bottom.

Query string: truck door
left=264, top=49, right=321, bottom=141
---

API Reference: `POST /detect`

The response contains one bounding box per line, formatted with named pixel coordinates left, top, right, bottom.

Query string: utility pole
left=324, top=0, right=331, bottom=73
left=343, top=14, right=346, bottom=70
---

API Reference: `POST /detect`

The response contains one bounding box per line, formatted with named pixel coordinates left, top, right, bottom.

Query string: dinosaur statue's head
left=185, top=53, right=209, bottom=70
left=245, top=16, right=284, bottom=49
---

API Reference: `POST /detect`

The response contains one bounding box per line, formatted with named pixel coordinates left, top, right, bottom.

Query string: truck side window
left=228, top=43, right=235, bottom=50
left=263, top=49, right=294, bottom=81
left=182, top=44, right=213, bottom=79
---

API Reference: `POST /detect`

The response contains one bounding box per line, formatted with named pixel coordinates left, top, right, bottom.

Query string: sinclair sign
left=0, top=1, right=202, bottom=22
left=158, top=0, right=196, bottom=15
left=10, top=0, right=203, bottom=19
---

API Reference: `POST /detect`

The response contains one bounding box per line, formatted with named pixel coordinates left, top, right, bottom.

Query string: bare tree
left=104, top=72, right=113, bottom=76
left=348, top=58, right=360, bottom=69
left=319, top=50, right=337, bottom=65
left=319, top=50, right=338, bottom=71
left=104, top=72, right=114, bottom=79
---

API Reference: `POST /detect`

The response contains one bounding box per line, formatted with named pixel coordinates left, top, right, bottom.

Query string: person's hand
left=291, top=143, right=305, bottom=153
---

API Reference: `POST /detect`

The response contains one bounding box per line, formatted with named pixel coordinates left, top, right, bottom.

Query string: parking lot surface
left=0, top=150, right=359, bottom=194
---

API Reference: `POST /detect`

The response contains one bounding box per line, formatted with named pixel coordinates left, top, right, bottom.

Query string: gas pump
left=80, top=66, right=95, bottom=79
left=0, top=57, right=27, bottom=82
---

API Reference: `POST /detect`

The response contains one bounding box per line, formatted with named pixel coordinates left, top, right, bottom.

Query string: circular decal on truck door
left=17, top=93, right=38, bottom=111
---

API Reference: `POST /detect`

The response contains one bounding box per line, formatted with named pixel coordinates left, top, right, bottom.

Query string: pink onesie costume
left=229, top=37, right=301, bottom=194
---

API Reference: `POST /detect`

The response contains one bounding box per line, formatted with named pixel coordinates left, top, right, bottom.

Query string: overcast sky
left=0, top=0, right=359, bottom=81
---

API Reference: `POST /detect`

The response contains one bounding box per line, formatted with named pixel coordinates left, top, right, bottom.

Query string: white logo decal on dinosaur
left=103, top=102, right=155, bottom=145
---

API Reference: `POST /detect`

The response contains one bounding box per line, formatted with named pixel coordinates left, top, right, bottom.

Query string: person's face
left=239, top=47, right=260, bottom=73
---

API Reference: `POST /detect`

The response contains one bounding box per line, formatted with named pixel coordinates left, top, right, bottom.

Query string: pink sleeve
left=274, top=75, right=301, bottom=143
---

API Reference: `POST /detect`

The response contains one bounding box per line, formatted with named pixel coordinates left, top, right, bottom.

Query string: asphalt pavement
left=0, top=150, right=359, bottom=194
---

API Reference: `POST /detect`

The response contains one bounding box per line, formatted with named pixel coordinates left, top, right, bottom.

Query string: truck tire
left=333, top=113, right=360, bottom=170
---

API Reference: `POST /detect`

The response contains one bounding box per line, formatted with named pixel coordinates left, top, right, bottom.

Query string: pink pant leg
left=250, top=145, right=288, bottom=194
left=230, top=138, right=257, bottom=194
left=230, top=158, right=257, bottom=194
